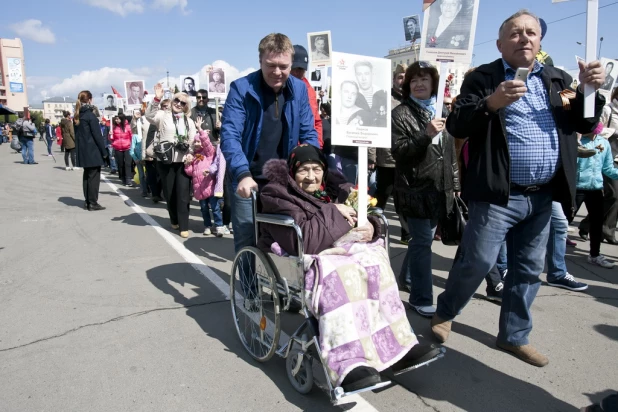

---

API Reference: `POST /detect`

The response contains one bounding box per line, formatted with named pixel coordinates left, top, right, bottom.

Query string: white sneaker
left=215, top=226, right=225, bottom=237
left=228, top=223, right=234, bottom=234
left=65, top=167, right=71, bottom=171
left=588, top=255, right=614, bottom=269
left=221, top=226, right=231, bottom=235
left=203, top=227, right=212, bottom=236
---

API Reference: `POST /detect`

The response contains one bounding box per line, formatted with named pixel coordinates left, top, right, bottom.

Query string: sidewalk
left=0, top=140, right=616, bottom=411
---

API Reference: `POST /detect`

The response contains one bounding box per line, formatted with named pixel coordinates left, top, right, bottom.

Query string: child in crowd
left=184, top=118, right=227, bottom=237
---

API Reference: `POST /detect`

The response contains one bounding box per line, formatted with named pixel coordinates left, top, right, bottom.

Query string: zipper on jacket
left=497, top=110, right=511, bottom=199
left=275, top=91, right=280, bottom=119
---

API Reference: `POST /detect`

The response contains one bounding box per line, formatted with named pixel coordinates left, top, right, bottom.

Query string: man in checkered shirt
left=430, top=9, right=606, bottom=367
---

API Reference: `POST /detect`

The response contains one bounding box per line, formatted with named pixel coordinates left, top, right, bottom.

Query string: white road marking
left=102, top=175, right=382, bottom=412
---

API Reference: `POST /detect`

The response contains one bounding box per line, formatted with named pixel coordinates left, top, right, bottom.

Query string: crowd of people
left=3, top=8, right=617, bottom=408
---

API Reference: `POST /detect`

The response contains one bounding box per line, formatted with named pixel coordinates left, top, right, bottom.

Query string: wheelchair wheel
left=230, top=246, right=281, bottom=362
left=286, top=342, right=313, bottom=394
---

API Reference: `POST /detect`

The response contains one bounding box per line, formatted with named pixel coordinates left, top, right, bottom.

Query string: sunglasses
left=173, top=98, right=187, bottom=107
left=196, top=96, right=208, bottom=100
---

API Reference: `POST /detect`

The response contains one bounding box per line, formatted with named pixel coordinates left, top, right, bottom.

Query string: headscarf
left=288, top=144, right=327, bottom=177
left=288, top=144, right=331, bottom=203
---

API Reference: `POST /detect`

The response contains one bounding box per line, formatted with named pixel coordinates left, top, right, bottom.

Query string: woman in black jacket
left=74, top=90, right=108, bottom=211
left=392, top=62, right=460, bottom=318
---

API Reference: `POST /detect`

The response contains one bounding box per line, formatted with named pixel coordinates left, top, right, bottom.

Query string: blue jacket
left=576, top=136, right=618, bottom=190
left=220, top=70, right=319, bottom=183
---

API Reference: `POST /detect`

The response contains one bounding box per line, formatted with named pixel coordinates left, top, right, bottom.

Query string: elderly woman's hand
left=351, top=221, right=374, bottom=242
left=335, top=204, right=357, bottom=226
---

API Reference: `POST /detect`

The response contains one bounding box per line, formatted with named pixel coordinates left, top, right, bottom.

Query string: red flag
left=111, top=86, right=123, bottom=98
left=423, top=0, right=436, bottom=11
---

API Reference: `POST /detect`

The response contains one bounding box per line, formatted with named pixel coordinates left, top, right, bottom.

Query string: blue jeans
left=496, top=242, right=507, bottom=274
left=200, top=197, right=223, bottom=228
left=546, top=201, right=568, bottom=282
left=21, top=138, right=34, bottom=164
left=107, top=146, right=117, bottom=171
left=436, top=189, right=553, bottom=346
left=46, top=137, right=53, bottom=155
left=136, top=162, right=147, bottom=195
left=400, top=218, right=438, bottom=307
left=231, top=187, right=258, bottom=298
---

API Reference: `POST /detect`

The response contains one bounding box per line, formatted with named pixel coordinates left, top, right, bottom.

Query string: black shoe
left=340, top=367, right=381, bottom=393
left=89, top=203, right=106, bottom=211
left=391, top=344, right=443, bottom=374
left=84, top=202, right=89, bottom=210
left=152, top=196, right=162, bottom=203
left=486, top=281, right=504, bottom=303
left=579, top=231, right=589, bottom=241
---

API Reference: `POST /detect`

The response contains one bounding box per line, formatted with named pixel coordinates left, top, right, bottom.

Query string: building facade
left=0, top=38, right=28, bottom=112
left=43, top=97, right=76, bottom=124
left=385, top=43, right=469, bottom=97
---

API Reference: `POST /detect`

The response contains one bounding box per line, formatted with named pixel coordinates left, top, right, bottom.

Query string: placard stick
left=584, top=0, right=598, bottom=118
left=215, top=97, right=220, bottom=120
left=357, top=146, right=368, bottom=227
left=433, top=62, right=450, bottom=144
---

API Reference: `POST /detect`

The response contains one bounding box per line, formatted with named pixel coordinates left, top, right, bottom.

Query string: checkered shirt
left=503, top=59, right=561, bottom=186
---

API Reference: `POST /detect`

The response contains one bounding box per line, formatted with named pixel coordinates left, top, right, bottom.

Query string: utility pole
left=166, top=71, right=169, bottom=87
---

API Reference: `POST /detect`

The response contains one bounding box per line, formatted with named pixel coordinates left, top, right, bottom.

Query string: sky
left=1, top=0, right=617, bottom=105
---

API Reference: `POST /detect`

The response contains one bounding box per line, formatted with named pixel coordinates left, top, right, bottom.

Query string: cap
left=292, top=45, right=309, bottom=71
left=394, top=63, right=407, bottom=76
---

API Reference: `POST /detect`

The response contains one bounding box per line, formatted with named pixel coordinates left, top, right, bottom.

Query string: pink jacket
left=110, top=121, right=132, bottom=151
left=185, top=130, right=226, bottom=200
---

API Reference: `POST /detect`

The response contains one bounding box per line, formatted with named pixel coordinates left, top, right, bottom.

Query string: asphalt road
left=1, top=140, right=616, bottom=412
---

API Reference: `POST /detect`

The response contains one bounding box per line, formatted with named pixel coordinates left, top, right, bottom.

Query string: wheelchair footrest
left=332, top=381, right=392, bottom=401
left=392, top=347, right=446, bottom=376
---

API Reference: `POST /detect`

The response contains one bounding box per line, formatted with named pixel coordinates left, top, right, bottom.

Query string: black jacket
left=448, top=59, right=605, bottom=215
left=75, top=106, right=107, bottom=168
left=392, top=97, right=460, bottom=220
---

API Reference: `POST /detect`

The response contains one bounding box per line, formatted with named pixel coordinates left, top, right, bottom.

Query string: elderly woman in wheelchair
left=255, top=144, right=444, bottom=394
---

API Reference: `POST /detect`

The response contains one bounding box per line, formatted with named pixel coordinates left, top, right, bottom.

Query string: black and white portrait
left=180, top=76, right=198, bottom=96
left=403, top=15, right=421, bottom=42
left=307, top=31, right=333, bottom=67
left=331, top=52, right=391, bottom=148
left=104, top=94, right=117, bottom=111
left=601, top=60, right=617, bottom=92
left=124, top=80, right=145, bottom=106
left=425, top=0, right=474, bottom=50
left=208, top=68, right=226, bottom=95
left=311, top=69, right=322, bottom=82
left=163, top=88, right=173, bottom=100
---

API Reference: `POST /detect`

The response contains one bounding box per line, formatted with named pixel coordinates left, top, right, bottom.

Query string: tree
left=174, top=84, right=180, bottom=93
left=30, top=111, right=44, bottom=129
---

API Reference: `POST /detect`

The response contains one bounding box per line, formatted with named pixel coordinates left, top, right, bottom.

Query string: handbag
left=154, top=141, right=175, bottom=165
left=439, top=195, right=468, bottom=246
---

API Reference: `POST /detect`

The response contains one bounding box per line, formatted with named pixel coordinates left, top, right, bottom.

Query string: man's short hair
left=107, top=95, right=114, bottom=101
left=354, top=61, right=373, bottom=73
left=340, top=80, right=359, bottom=93
left=258, top=33, right=294, bottom=60
left=498, top=9, right=541, bottom=39
left=314, top=36, right=325, bottom=44
left=196, top=89, right=209, bottom=97
left=184, top=77, right=195, bottom=84
left=129, top=82, right=142, bottom=90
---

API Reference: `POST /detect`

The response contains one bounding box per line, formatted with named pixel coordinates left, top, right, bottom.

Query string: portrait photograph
left=403, top=14, right=422, bottom=42
left=600, top=58, right=618, bottom=93
left=311, top=69, right=322, bottom=82
left=124, top=80, right=146, bottom=107
left=307, top=30, right=332, bottom=68
left=180, top=75, right=199, bottom=97
left=208, top=68, right=227, bottom=97
left=419, top=0, right=480, bottom=64
left=330, top=52, right=391, bottom=149
left=163, top=88, right=173, bottom=100
left=103, top=94, right=117, bottom=112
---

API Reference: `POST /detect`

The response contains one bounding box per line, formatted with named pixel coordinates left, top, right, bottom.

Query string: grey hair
left=498, top=9, right=541, bottom=39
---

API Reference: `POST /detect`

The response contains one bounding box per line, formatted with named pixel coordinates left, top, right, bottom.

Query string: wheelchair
left=229, top=192, right=439, bottom=402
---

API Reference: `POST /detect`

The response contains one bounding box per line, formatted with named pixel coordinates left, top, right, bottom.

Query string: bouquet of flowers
left=344, top=187, right=377, bottom=212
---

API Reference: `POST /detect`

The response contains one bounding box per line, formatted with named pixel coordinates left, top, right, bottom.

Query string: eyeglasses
left=173, top=98, right=187, bottom=107
left=196, top=96, right=208, bottom=100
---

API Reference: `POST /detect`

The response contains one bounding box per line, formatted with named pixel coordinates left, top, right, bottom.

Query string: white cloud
left=83, top=0, right=190, bottom=16
left=9, top=20, right=56, bottom=44
left=152, top=0, right=189, bottom=14
left=29, top=61, right=256, bottom=105
left=83, top=0, right=145, bottom=16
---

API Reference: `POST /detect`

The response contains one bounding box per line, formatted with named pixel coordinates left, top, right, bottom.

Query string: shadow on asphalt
left=593, top=324, right=618, bottom=341
left=145, top=263, right=342, bottom=411
left=58, top=196, right=85, bottom=208
left=183, top=236, right=235, bottom=263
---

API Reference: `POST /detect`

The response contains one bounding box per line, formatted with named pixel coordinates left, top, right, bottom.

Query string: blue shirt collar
left=502, top=58, right=543, bottom=75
